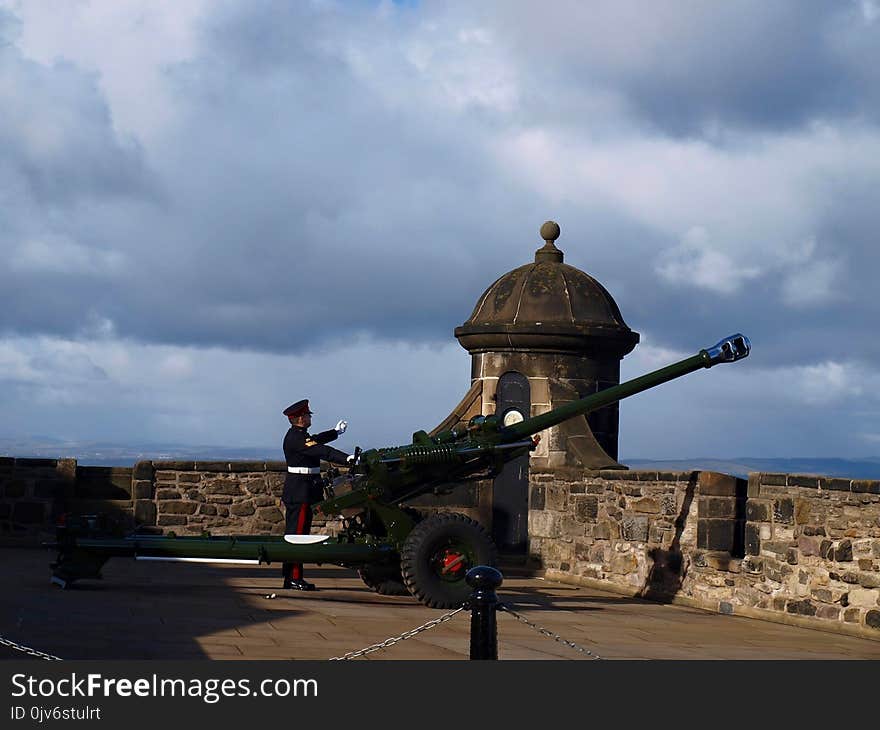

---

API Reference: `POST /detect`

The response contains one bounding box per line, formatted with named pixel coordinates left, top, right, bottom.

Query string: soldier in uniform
left=280, top=399, right=351, bottom=591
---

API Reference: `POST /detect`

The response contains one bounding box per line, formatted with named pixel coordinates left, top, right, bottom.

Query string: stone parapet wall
left=741, top=472, right=879, bottom=630
left=529, top=468, right=880, bottom=640
left=0, top=456, right=481, bottom=541
left=1, top=457, right=78, bottom=541
left=133, top=460, right=337, bottom=535
left=528, top=467, right=702, bottom=590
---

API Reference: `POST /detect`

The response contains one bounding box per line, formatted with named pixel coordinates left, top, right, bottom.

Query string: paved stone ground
left=2, top=547, right=880, bottom=661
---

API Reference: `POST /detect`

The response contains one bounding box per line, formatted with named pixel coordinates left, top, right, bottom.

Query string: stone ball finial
left=540, top=220, right=560, bottom=242
left=536, top=220, right=563, bottom=263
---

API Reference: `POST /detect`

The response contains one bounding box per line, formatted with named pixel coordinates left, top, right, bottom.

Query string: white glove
left=346, top=454, right=356, bottom=464
left=335, top=419, right=347, bottom=435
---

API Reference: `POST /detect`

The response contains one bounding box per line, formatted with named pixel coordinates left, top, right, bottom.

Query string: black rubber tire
left=358, top=563, right=410, bottom=596
left=400, top=513, right=497, bottom=609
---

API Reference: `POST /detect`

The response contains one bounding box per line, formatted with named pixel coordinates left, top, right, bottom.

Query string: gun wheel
left=400, top=513, right=497, bottom=609
left=357, top=563, right=409, bottom=596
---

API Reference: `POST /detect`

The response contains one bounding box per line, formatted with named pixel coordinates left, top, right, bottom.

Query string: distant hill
left=3, top=438, right=879, bottom=480
left=0, top=438, right=276, bottom=467
left=622, top=457, right=880, bottom=480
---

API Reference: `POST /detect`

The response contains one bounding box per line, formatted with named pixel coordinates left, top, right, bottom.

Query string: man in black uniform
left=280, top=399, right=351, bottom=591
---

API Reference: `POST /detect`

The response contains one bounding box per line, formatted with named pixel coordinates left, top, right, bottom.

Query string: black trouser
left=282, top=501, right=312, bottom=582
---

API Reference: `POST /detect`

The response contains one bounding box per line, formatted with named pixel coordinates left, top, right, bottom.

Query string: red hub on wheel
left=439, top=549, right=465, bottom=575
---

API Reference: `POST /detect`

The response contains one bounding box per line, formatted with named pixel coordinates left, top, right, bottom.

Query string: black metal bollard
left=466, top=565, right=503, bottom=660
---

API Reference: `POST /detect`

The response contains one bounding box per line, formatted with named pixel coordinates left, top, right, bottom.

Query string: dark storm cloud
left=490, top=0, right=880, bottom=137
left=0, top=1, right=526, bottom=351
left=1, top=0, right=878, bottom=373
left=0, top=9, right=158, bottom=338
left=600, top=3, right=871, bottom=136
left=0, top=24, right=153, bottom=204
left=588, top=223, right=880, bottom=371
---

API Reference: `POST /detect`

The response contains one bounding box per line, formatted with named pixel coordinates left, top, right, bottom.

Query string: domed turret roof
left=455, top=221, right=640, bottom=355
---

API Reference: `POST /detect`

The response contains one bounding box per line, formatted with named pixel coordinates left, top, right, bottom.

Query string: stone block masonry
left=1, top=457, right=81, bottom=541
left=0, top=458, right=340, bottom=540
left=134, top=460, right=340, bottom=536
left=528, top=468, right=880, bottom=641
left=137, top=461, right=483, bottom=537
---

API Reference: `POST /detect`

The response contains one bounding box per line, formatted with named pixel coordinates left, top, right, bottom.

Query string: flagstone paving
left=2, top=547, right=879, bottom=661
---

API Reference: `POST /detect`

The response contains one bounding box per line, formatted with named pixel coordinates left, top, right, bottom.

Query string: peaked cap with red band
left=283, top=399, right=312, bottom=418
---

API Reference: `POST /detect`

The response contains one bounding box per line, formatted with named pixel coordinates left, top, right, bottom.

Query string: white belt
left=287, top=466, right=320, bottom=474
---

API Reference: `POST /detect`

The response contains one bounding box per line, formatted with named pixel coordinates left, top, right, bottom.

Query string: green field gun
left=49, top=334, right=750, bottom=608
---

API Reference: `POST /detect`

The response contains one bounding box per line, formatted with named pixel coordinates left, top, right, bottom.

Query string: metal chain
left=498, top=604, right=602, bottom=660
left=0, top=635, right=63, bottom=661
left=3, top=605, right=595, bottom=662
left=329, top=606, right=466, bottom=660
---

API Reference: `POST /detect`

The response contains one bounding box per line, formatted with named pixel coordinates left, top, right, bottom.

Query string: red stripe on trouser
left=291, top=503, right=309, bottom=581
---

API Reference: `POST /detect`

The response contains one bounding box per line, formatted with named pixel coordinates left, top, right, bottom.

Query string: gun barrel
left=502, top=333, right=750, bottom=440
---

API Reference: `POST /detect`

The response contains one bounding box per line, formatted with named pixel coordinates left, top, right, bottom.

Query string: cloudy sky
left=1, top=0, right=879, bottom=460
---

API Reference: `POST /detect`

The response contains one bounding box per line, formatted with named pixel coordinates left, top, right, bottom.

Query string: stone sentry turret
left=432, top=221, right=639, bottom=556
left=429, top=220, right=639, bottom=553
left=435, top=220, right=640, bottom=470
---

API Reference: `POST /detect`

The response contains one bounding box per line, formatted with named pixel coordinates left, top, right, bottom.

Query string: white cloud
left=0, top=338, right=109, bottom=412
left=618, top=335, right=880, bottom=458
left=157, top=353, right=194, bottom=379
left=770, top=236, right=845, bottom=307
left=792, top=361, right=865, bottom=405
left=11, top=236, right=126, bottom=275
left=0, top=341, right=35, bottom=380
left=622, top=333, right=870, bottom=410
left=620, top=338, right=689, bottom=372
left=2, top=0, right=209, bottom=141
left=656, top=226, right=762, bottom=294
left=0, top=334, right=469, bottom=447
left=493, top=123, right=880, bottom=269
left=78, top=313, right=117, bottom=340
left=335, top=11, right=520, bottom=115
left=781, top=258, right=844, bottom=307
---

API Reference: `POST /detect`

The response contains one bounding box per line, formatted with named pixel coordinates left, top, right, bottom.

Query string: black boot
left=285, top=578, right=316, bottom=591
